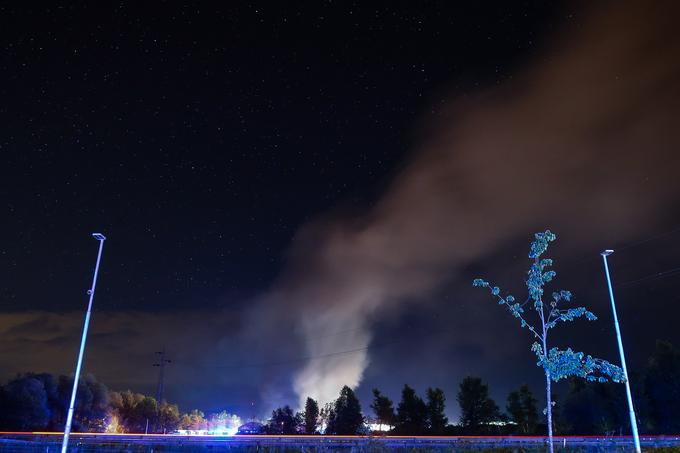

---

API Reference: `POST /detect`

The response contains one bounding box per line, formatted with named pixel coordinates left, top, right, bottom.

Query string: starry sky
left=1, top=2, right=560, bottom=311
left=2, top=1, right=680, bottom=421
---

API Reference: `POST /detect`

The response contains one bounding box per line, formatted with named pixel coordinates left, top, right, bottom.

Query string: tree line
left=0, top=339, right=678, bottom=434
left=263, top=340, right=680, bottom=435
left=0, top=373, right=231, bottom=433
left=263, top=380, right=537, bottom=435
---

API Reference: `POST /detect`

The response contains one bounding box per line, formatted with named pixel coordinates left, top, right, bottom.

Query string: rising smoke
left=250, top=0, right=680, bottom=408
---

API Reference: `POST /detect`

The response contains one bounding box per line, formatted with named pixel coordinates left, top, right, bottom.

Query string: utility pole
left=153, top=348, right=171, bottom=406
left=601, top=250, right=641, bottom=453
left=61, top=233, right=107, bottom=453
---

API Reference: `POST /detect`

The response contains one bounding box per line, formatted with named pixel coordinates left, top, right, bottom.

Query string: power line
left=564, top=224, right=680, bottom=269
left=615, top=266, right=680, bottom=289
left=204, top=264, right=680, bottom=371
left=209, top=325, right=453, bottom=370
left=615, top=225, right=680, bottom=253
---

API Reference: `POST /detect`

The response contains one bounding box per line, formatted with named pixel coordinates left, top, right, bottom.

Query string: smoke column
left=249, top=0, right=680, bottom=407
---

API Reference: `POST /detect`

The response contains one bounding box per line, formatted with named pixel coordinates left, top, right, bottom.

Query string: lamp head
left=601, top=249, right=614, bottom=257
left=92, top=233, right=107, bottom=241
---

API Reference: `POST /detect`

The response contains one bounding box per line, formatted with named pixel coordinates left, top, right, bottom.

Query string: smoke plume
left=252, top=0, right=680, bottom=407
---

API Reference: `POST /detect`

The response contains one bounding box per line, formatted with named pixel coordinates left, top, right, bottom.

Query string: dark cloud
left=0, top=311, right=243, bottom=412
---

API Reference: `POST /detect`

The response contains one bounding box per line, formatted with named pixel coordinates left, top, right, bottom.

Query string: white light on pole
left=61, top=233, right=106, bottom=453
left=601, top=249, right=641, bottom=453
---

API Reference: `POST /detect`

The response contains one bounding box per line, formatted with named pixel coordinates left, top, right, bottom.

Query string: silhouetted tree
left=29, top=373, right=63, bottom=430
left=474, top=230, right=624, bottom=453
left=303, top=397, right=319, bottom=434
left=645, top=340, right=680, bottom=433
left=0, top=375, right=50, bottom=430
left=560, top=378, right=627, bottom=435
left=506, top=390, right=523, bottom=432
left=395, top=384, right=427, bottom=435
left=65, top=374, right=109, bottom=431
left=507, top=384, right=538, bottom=434
left=371, top=388, right=395, bottom=432
left=326, top=386, right=363, bottom=434
left=457, top=376, right=499, bottom=433
left=0, top=373, right=108, bottom=432
left=426, top=387, right=448, bottom=434
left=266, top=405, right=299, bottom=434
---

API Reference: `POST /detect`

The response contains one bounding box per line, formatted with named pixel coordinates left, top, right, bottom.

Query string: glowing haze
left=244, top=0, right=680, bottom=408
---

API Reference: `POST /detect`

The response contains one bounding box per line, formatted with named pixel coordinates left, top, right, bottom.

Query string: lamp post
left=61, top=233, right=107, bottom=453
left=601, top=249, right=641, bottom=453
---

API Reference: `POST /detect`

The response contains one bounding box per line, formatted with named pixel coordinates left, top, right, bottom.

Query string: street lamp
left=61, top=233, right=107, bottom=453
left=600, top=249, right=641, bottom=453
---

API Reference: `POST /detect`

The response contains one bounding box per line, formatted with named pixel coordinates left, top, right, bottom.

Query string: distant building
left=237, top=421, right=265, bottom=435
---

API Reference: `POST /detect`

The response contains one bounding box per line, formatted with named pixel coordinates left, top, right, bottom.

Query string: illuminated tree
left=179, top=409, right=207, bottom=431
left=107, top=390, right=158, bottom=433
left=473, top=230, right=625, bottom=453
left=319, top=402, right=335, bottom=433
left=156, top=402, right=180, bottom=433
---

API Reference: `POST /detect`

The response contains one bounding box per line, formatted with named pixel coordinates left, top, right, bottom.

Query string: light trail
left=1, top=431, right=679, bottom=453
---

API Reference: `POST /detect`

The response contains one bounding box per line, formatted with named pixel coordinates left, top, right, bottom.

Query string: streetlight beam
left=600, top=249, right=641, bottom=453
left=61, top=233, right=107, bottom=453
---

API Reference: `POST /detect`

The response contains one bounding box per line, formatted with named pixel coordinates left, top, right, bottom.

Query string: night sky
left=2, top=1, right=679, bottom=421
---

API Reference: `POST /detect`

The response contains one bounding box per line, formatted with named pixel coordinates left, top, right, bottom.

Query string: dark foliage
left=457, top=376, right=500, bottom=433
left=426, top=387, right=448, bottom=434
left=0, top=373, right=107, bottom=432
left=371, top=388, right=396, bottom=432
left=645, top=340, right=680, bottom=433
left=0, top=373, right=188, bottom=434
left=326, top=386, right=364, bottom=435
left=0, top=375, right=50, bottom=430
left=394, top=385, right=428, bottom=435
left=1, top=340, right=678, bottom=436
left=506, top=384, right=539, bottom=434
left=303, top=397, right=320, bottom=434
left=109, top=390, right=158, bottom=433
left=266, top=405, right=300, bottom=434
left=559, top=379, right=628, bottom=435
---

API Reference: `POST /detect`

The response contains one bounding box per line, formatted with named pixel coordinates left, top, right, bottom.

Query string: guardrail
left=1, top=432, right=680, bottom=449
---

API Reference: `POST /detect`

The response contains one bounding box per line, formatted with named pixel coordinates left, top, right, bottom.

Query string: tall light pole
left=61, top=233, right=106, bottom=453
left=601, top=249, right=641, bottom=453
